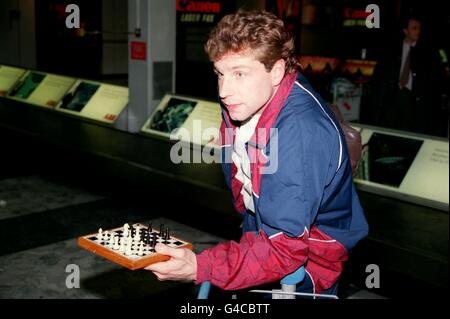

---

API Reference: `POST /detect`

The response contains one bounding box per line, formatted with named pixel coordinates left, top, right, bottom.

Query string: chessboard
left=78, top=222, right=193, bottom=270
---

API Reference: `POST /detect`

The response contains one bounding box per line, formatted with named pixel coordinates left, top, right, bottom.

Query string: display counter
left=141, top=93, right=222, bottom=147
left=352, top=123, right=448, bottom=212
left=0, top=64, right=128, bottom=124
left=349, top=123, right=448, bottom=288
left=0, top=81, right=447, bottom=289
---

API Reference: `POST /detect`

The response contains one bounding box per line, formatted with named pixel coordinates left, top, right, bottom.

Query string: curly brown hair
left=204, top=10, right=299, bottom=74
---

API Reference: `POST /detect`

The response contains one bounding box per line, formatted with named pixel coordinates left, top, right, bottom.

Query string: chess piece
left=134, top=225, right=141, bottom=242
left=147, top=222, right=152, bottom=233
left=125, top=237, right=133, bottom=256
left=123, top=223, right=130, bottom=237
left=119, top=238, right=125, bottom=253
left=138, top=242, right=144, bottom=256
left=97, top=228, right=103, bottom=241
left=109, top=234, right=115, bottom=248
left=165, top=227, right=170, bottom=241
left=113, top=236, right=120, bottom=250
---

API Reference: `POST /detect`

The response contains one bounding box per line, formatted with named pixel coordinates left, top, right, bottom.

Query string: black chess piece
left=165, top=227, right=170, bottom=241
left=147, top=222, right=152, bottom=234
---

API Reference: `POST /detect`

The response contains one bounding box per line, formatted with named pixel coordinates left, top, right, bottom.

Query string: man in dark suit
left=369, top=15, right=445, bottom=136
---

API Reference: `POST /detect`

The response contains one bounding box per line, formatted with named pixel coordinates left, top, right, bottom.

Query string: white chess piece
left=138, top=242, right=144, bottom=256
left=113, top=236, right=120, bottom=250
left=103, top=231, right=109, bottom=242
left=125, top=237, right=133, bottom=256
left=119, top=238, right=125, bottom=253
left=97, top=228, right=103, bottom=241
left=109, top=234, right=115, bottom=248
left=123, top=223, right=130, bottom=237
left=136, top=225, right=141, bottom=240
left=135, top=225, right=141, bottom=241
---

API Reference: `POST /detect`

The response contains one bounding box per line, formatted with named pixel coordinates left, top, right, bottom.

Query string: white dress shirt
left=399, top=40, right=416, bottom=90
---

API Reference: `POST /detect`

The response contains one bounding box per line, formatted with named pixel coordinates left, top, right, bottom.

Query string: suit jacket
left=369, top=38, right=445, bottom=135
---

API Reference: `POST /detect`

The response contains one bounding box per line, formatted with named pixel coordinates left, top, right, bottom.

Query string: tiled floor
left=0, top=175, right=104, bottom=220
left=0, top=173, right=388, bottom=299
left=0, top=173, right=228, bottom=299
left=0, top=217, right=226, bottom=299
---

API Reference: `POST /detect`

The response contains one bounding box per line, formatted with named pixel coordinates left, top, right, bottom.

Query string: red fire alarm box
left=131, top=41, right=147, bottom=61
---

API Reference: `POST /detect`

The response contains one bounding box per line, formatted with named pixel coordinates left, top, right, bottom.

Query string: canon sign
left=344, top=8, right=370, bottom=19
left=176, top=0, right=221, bottom=13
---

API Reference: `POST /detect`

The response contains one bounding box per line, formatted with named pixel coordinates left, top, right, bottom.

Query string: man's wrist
left=194, top=250, right=212, bottom=285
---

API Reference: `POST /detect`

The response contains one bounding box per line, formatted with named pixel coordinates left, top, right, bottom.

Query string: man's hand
left=145, top=243, right=197, bottom=282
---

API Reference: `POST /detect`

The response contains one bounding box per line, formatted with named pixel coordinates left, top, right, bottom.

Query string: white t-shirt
left=231, top=114, right=261, bottom=213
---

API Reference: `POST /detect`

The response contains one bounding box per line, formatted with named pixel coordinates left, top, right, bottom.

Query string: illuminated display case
left=1, top=66, right=128, bottom=125
left=7, top=71, right=47, bottom=101
left=141, top=94, right=222, bottom=149
left=0, top=65, right=27, bottom=97
left=7, top=71, right=76, bottom=108
left=352, top=123, right=449, bottom=212
left=56, top=79, right=128, bottom=123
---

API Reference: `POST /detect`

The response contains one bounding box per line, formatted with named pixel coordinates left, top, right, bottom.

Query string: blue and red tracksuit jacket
left=195, top=71, right=369, bottom=294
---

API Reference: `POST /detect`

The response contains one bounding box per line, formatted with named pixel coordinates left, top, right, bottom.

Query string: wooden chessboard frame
left=78, top=223, right=193, bottom=270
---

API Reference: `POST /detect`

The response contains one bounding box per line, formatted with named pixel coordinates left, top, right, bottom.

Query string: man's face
left=214, top=51, right=278, bottom=122
left=403, top=19, right=421, bottom=43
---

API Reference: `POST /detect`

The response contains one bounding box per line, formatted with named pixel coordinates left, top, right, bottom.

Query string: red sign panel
left=131, top=41, right=147, bottom=61
left=176, top=0, right=221, bottom=13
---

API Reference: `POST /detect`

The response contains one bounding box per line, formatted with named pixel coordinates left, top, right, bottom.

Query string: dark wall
left=175, top=1, right=237, bottom=100
left=35, top=0, right=103, bottom=79
left=175, top=0, right=448, bottom=96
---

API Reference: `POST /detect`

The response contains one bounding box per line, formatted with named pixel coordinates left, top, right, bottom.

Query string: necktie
left=399, top=47, right=411, bottom=89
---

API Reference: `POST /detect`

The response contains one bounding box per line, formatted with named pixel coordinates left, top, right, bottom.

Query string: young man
left=146, top=10, right=369, bottom=297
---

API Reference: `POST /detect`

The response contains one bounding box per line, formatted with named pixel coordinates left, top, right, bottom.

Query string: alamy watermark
left=65, top=264, right=80, bottom=289
left=65, top=3, right=379, bottom=30
left=365, top=264, right=380, bottom=289
left=169, top=120, right=279, bottom=174
left=65, top=4, right=80, bottom=29
left=366, top=4, right=380, bottom=29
